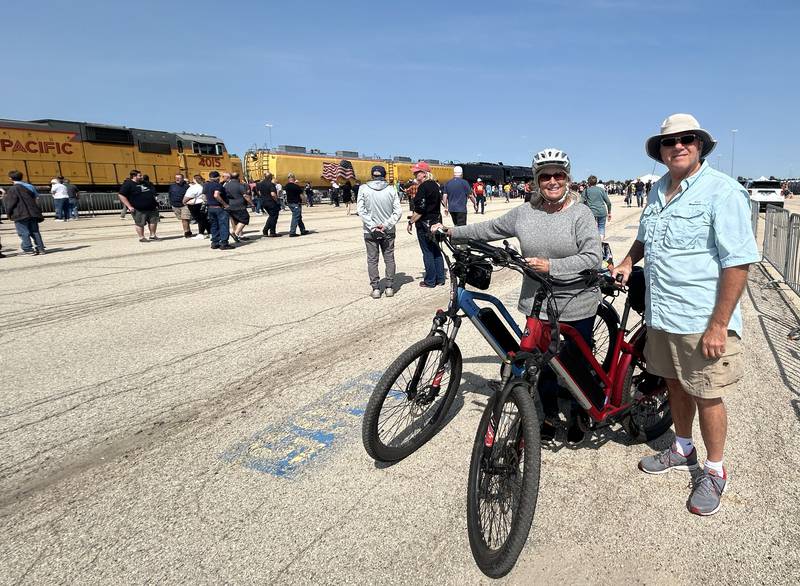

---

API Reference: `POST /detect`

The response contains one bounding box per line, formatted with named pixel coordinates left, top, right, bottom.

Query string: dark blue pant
left=207, top=206, right=230, bottom=245
left=15, top=218, right=45, bottom=251
left=263, top=206, right=280, bottom=235
left=54, top=198, right=69, bottom=220
left=416, top=225, right=445, bottom=286
left=538, top=315, right=595, bottom=419
left=289, top=203, right=306, bottom=235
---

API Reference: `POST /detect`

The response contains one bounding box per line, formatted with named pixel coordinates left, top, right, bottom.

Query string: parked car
left=746, top=178, right=784, bottom=211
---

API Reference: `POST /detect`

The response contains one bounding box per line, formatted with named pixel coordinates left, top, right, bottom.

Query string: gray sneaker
left=638, top=447, right=698, bottom=475
left=385, top=287, right=395, bottom=297
left=371, top=289, right=382, bottom=299
left=688, top=468, right=728, bottom=516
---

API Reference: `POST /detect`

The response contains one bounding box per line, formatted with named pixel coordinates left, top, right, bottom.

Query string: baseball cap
left=411, top=161, right=431, bottom=174
left=371, top=165, right=387, bottom=178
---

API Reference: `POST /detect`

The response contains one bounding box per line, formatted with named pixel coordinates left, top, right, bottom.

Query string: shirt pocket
left=664, top=204, right=711, bottom=249
left=639, top=205, right=659, bottom=241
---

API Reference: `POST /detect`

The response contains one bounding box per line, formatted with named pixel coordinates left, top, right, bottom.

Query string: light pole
left=264, top=123, right=273, bottom=150
left=716, top=154, right=722, bottom=170
left=730, top=129, right=737, bottom=177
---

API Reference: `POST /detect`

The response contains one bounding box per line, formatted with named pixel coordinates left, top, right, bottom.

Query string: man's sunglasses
left=538, top=171, right=567, bottom=182
left=660, top=134, right=698, bottom=148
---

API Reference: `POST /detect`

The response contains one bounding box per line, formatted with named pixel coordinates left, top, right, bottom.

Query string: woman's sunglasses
left=660, top=134, right=698, bottom=148
left=538, top=171, right=567, bottom=182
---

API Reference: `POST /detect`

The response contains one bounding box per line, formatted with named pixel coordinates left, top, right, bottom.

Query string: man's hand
left=406, top=221, right=413, bottom=234
left=610, top=258, right=633, bottom=285
left=701, top=323, right=727, bottom=359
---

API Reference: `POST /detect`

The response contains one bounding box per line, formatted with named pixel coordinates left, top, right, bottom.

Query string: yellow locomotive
left=245, top=148, right=454, bottom=188
left=0, top=118, right=242, bottom=189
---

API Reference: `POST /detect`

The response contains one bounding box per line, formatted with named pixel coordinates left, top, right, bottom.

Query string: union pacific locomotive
left=0, top=118, right=242, bottom=190
left=245, top=148, right=533, bottom=189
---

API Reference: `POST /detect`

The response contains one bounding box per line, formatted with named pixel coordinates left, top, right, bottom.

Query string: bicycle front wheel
left=467, top=382, right=541, bottom=579
left=362, top=336, right=462, bottom=462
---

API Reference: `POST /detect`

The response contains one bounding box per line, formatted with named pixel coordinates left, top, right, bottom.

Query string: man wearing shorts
left=169, top=173, right=193, bottom=238
left=118, top=169, right=160, bottom=242
left=613, top=113, right=760, bottom=516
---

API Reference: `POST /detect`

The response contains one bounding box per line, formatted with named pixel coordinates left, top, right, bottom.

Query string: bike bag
left=466, top=261, right=493, bottom=290
left=627, top=266, right=646, bottom=313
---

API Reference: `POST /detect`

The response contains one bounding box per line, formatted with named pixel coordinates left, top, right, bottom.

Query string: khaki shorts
left=644, top=329, right=743, bottom=399
left=133, top=209, right=160, bottom=227
left=173, top=206, right=191, bottom=221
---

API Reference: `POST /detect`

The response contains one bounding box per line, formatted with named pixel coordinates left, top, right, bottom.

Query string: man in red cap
left=407, top=162, right=446, bottom=287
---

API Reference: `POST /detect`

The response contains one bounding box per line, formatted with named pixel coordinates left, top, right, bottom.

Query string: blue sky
left=3, top=0, right=798, bottom=179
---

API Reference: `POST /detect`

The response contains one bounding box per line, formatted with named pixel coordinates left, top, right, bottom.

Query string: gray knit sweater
left=451, top=199, right=602, bottom=321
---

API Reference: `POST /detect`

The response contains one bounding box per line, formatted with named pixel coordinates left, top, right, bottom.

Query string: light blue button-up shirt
left=636, top=161, right=760, bottom=336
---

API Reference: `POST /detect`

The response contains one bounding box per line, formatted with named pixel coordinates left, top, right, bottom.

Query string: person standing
left=357, top=165, right=402, bottom=298
left=442, top=166, right=476, bottom=227
left=342, top=180, right=354, bottom=215
left=285, top=173, right=309, bottom=237
left=503, top=182, right=511, bottom=202
left=4, top=170, right=46, bottom=255
left=635, top=178, right=645, bottom=207
left=204, top=170, right=235, bottom=250
left=259, top=173, right=281, bottom=237
left=581, top=175, right=612, bottom=239
left=63, top=178, right=80, bottom=220
left=472, top=178, right=486, bottom=214
left=305, top=182, right=315, bottom=207
left=274, top=180, right=286, bottom=210
left=117, top=169, right=160, bottom=242
left=225, top=172, right=251, bottom=242
left=407, top=162, right=445, bottom=287
left=50, top=177, right=70, bottom=221
left=183, top=175, right=209, bottom=239
left=330, top=179, right=340, bottom=207
left=169, top=173, right=193, bottom=238
left=613, top=113, right=760, bottom=516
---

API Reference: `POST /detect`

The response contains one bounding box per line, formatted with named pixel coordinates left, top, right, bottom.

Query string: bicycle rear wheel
left=593, top=301, right=619, bottom=372
left=467, top=382, right=541, bottom=578
left=362, top=336, right=462, bottom=462
left=620, top=360, right=672, bottom=442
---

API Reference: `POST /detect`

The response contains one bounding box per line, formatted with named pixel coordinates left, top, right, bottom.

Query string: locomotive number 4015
left=198, top=156, right=222, bottom=168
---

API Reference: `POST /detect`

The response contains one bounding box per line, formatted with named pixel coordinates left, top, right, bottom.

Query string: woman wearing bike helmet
left=432, top=148, right=603, bottom=443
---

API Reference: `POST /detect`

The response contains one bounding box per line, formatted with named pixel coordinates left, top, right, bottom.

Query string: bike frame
left=429, top=242, right=649, bottom=425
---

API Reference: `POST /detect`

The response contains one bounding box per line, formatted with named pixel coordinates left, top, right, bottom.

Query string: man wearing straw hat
left=613, top=113, right=759, bottom=516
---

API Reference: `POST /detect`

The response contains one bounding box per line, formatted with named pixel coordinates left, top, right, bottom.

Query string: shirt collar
left=656, top=160, right=710, bottom=207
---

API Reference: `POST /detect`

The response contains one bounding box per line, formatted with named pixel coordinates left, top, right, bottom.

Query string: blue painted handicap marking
left=221, top=371, right=382, bottom=478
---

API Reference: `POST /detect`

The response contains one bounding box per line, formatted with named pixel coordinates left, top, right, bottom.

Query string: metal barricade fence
left=761, top=204, right=800, bottom=296
left=0, top=192, right=172, bottom=218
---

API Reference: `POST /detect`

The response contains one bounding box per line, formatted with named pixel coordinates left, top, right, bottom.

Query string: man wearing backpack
left=472, top=178, right=486, bottom=214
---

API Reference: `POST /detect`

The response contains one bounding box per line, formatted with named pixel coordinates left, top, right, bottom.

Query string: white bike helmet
left=532, top=148, right=571, bottom=181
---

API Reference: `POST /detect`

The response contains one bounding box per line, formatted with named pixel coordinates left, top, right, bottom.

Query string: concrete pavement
left=0, top=197, right=798, bottom=584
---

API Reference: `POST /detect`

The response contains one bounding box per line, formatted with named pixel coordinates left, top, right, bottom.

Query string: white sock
left=673, top=436, right=694, bottom=457
left=704, top=459, right=725, bottom=476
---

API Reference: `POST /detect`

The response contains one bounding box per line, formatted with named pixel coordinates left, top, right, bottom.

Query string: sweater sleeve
left=451, top=207, right=519, bottom=242
left=548, top=207, right=603, bottom=277
left=386, top=188, right=402, bottom=230
left=602, top=189, right=612, bottom=212
left=357, top=191, right=374, bottom=229
left=3, top=189, right=18, bottom=217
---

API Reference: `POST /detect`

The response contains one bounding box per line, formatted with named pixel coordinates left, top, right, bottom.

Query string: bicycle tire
left=620, top=360, right=672, bottom=442
left=362, top=336, right=462, bottom=462
left=593, top=301, right=619, bottom=372
left=467, top=382, right=541, bottom=579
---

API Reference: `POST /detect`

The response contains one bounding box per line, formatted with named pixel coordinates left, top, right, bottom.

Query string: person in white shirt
left=50, top=178, right=70, bottom=221
left=182, top=174, right=210, bottom=238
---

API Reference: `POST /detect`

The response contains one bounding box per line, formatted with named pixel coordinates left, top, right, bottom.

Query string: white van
left=746, top=178, right=784, bottom=211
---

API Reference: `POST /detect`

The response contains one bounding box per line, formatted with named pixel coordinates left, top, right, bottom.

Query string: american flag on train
left=321, top=160, right=356, bottom=181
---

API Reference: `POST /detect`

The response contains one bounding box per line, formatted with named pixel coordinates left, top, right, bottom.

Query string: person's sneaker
left=184, top=232, right=193, bottom=238
left=21, top=249, right=38, bottom=255
left=231, top=234, right=240, bottom=242
left=639, top=447, right=699, bottom=475
left=149, top=235, right=160, bottom=241
left=371, top=289, right=382, bottom=299
left=384, top=287, right=395, bottom=297
left=139, top=238, right=149, bottom=243
left=192, top=234, right=205, bottom=239
left=688, top=468, right=728, bottom=516
left=300, top=230, right=311, bottom=235
left=239, top=235, right=250, bottom=241
left=35, top=248, right=45, bottom=255
left=540, top=419, right=557, bottom=443
left=210, top=244, right=220, bottom=249
left=289, top=233, right=300, bottom=237
left=268, top=233, right=282, bottom=238
left=219, top=243, right=235, bottom=250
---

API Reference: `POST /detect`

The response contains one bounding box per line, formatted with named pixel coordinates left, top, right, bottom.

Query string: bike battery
left=477, top=307, right=520, bottom=354
left=559, top=343, right=606, bottom=411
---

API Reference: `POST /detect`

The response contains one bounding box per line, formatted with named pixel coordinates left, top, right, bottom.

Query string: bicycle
left=361, top=232, right=671, bottom=578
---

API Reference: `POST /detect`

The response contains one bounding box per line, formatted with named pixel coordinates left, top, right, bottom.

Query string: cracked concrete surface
left=0, top=199, right=798, bottom=584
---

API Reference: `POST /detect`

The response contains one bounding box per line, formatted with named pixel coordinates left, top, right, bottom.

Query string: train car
left=245, top=149, right=454, bottom=188
left=0, top=118, right=241, bottom=190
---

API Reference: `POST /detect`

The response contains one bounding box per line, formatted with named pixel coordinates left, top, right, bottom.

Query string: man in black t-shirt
left=258, top=173, right=281, bottom=237
left=203, top=170, right=234, bottom=250
left=118, top=169, right=160, bottom=242
left=285, top=173, right=309, bottom=237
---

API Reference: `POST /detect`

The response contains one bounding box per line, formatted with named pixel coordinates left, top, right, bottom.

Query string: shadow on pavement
left=381, top=272, right=414, bottom=293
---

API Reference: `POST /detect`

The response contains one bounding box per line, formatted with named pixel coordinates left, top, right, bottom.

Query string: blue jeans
left=15, top=218, right=45, bottom=251
left=254, top=197, right=264, bottom=214
left=207, top=206, right=230, bottom=245
left=595, top=215, right=607, bottom=238
left=288, top=203, right=306, bottom=235
left=68, top=197, right=79, bottom=218
left=416, top=225, right=445, bottom=285
left=54, top=198, right=69, bottom=220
